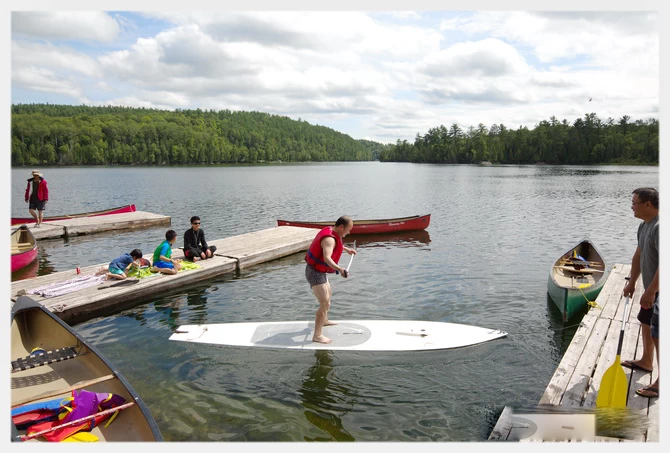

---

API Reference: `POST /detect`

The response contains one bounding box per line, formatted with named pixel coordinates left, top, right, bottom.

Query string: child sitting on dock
left=151, top=230, right=182, bottom=275
left=95, top=249, right=143, bottom=280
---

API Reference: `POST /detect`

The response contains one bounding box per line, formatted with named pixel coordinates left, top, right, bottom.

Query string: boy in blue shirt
left=96, top=249, right=143, bottom=280
left=152, top=229, right=182, bottom=275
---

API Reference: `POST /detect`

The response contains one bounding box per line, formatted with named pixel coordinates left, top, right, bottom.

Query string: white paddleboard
left=169, top=320, right=507, bottom=351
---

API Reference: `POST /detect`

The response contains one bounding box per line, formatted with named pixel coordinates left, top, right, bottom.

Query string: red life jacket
left=305, top=227, right=343, bottom=273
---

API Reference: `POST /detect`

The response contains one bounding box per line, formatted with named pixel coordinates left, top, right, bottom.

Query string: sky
left=3, top=2, right=664, bottom=145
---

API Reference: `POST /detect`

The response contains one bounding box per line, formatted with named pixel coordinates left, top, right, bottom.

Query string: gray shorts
left=305, top=264, right=328, bottom=288
left=29, top=199, right=46, bottom=211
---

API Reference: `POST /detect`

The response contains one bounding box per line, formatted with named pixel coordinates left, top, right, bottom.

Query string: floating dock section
left=489, top=263, right=659, bottom=442
left=10, top=226, right=316, bottom=324
left=10, top=210, right=172, bottom=240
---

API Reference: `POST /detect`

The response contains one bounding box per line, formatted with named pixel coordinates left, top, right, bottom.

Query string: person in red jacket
left=304, top=215, right=356, bottom=344
left=24, top=170, right=49, bottom=227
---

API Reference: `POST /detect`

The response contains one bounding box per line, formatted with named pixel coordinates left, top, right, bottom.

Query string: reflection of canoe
left=352, top=229, right=431, bottom=247
left=11, top=296, right=163, bottom=442
left=277, top=214, right=431, bottom=235
left=11, top=225, right=38, bottom=273
left=547, top=239, right=606, bottom=322
left=11, top=204, right=136, bottom=225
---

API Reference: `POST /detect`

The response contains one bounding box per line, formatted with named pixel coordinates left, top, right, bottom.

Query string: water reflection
left=299, top=350, right=355, bottom=441
left=352, top=230, right=431, bottom=248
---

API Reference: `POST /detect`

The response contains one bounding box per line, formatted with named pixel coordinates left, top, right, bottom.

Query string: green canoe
left=547, top=239, right=607, bottom=322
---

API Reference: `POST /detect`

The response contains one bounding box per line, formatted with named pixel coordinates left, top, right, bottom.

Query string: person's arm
left=200, top=230, right=208, bottom=250
left=25, top=182, right=30, bottom=202
left=640, top=269, right=659, bottom=309
left=321, top=237, right=347, bottom=276
left=42, top=179, right=48, bottom=202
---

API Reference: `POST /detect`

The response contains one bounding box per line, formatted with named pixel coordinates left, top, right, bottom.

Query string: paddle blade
left=596, top=357, right=628, bottom=408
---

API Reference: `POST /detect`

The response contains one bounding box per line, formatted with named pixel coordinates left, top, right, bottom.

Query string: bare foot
left=312, top=335, right=333, bottom=344
left=323, top=320, right=338, bottom=326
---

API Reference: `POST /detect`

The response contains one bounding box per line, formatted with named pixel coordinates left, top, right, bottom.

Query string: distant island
left=11, top=104, right=657, bottom=166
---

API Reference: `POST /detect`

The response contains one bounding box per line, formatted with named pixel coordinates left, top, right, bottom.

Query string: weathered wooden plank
left=561, top=317, right=610, bottom=407
left=488, top=406, right=514, bottom=440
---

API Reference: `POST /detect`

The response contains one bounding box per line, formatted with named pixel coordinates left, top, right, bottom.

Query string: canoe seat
left=11, top=347, right=78, bottom=373
left=553, top=265, right=603, bottom=274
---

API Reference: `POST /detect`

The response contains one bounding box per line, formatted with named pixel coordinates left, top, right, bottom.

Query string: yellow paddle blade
left=596, top=356, right=628, bottom=408
left=579, top=283, right=592, bottom=289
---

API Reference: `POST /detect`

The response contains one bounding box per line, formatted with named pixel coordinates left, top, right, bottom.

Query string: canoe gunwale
left=277, top=214, right=431, bottom=234
left=11, top=204, right=136, bottom=225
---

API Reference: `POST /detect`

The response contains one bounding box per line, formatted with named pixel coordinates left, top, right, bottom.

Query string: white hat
left=31, top=170, right=43, bottom=177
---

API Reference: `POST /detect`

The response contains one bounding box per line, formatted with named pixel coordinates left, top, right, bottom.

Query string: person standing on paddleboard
left=305, top=215, right=356, bottom=344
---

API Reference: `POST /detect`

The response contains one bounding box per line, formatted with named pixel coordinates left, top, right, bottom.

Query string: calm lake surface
left=9, top=163, right=659, bottom=441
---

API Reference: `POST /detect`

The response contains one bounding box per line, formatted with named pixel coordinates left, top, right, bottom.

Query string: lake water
left=9, top=163, right=659, bottom=441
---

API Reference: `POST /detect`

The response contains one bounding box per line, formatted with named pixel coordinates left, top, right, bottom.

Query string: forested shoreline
left=11, top=104, right=381, bottom=166
left=11, top=104, right=657, bottom=166
left=379, top=114, right=658, bottom=165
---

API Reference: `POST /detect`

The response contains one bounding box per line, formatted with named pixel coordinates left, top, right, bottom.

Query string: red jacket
left=25, top=177, right=49, bottom=202
left=305, top=227, right=343, bottom=273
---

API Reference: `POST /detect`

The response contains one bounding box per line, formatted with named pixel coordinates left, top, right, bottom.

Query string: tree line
left=11, top=104, right=657, bottom=166
left=11, top=104, right=376, bottom=166
left=379, top=114, right=658, bottom=165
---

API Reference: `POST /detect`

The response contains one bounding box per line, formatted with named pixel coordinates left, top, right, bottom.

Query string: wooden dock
left=10, top=226, right=316, bottom=324
left=489, top=263, right=659, bottom=442
left=10, top=210, right=171, bottom=240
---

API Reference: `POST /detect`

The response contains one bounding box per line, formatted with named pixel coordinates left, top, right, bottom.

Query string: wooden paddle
left=596, top=291, right=631, bottom=408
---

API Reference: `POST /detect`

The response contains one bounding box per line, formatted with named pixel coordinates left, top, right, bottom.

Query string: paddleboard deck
left=169, top=320, right=507, bottom=351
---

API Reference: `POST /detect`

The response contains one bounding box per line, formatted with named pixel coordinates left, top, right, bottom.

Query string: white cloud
left=9, top=10, right=661, bottom=144
left=12, top=11, right=121, bottom=43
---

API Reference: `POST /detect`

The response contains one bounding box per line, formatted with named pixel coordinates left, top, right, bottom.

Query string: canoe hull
left=277, top=214, right=431, bottom=234
left=547, top=239, right=607, bottom=322
left=11, top=204, right=136, bottom=225
left=11, top=225, right=38, bottom=273
left=10, top=296, right=162, bottom=442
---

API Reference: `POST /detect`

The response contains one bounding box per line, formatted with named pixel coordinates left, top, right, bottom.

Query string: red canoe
left=11, top=204, right=136, bottom=225
left=277, top=214, right=431, bottom=235
left=11, top=225, right=38, bottom=273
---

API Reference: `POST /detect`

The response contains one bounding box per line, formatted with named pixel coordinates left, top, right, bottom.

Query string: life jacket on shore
left=305, top=227, right=343, bottom=273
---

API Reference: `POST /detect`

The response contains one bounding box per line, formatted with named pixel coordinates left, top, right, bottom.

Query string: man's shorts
left=637, top=292, right=659, bottom=326
left=153, top=260, right=174, bottom=269
left=305, top=264, right=327, bottom=288
left=29, top=200, right=46, bottom=211
left=108, top=266, right=125, bottom=276
left=651, top=299, right=659, bottom=339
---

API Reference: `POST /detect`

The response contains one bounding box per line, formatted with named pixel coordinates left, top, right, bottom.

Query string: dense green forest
left=11, top=104, right=376, bottom=165
left=11, top=104, right=658, bottom=166
left=379, top=114, right=658, bottom=165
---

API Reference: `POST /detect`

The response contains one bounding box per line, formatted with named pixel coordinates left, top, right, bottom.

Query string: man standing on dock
left=183, top=216, right=217, bottom=261
left=622, top=187, right=659, bottom=398
left=305, top=216, right=357, bottom=344
left=24, top=170, right=48, bottom=227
